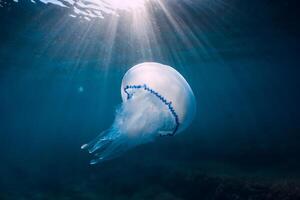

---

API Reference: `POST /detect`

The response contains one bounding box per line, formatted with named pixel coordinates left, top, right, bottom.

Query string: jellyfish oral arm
left=81, top=89, right=176, bottom=164
left=123, top=84, right=180, bottom=136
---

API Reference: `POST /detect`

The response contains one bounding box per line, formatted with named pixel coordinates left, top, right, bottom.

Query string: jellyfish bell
left=121, top=62, right=196, bottom=134
left=81, top=62, right=196, bottom=164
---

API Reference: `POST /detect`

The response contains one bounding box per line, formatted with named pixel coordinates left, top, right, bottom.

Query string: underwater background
left=0, top=0, right=300, bottom=199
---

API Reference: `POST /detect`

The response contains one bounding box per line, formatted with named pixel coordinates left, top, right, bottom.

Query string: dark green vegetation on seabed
left=0, top=0, right=300, bottom=199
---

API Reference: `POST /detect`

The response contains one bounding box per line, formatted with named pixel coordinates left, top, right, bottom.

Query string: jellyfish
left=81, top=62, right=196, bottom=164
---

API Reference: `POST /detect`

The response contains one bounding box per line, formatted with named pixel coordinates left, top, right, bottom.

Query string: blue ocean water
left=0, top=0, right=299, bottom=199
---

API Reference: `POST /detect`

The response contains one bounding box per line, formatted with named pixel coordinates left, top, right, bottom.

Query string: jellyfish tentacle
left=88, top=137, right=113, bottom=154
left=81, top=129, right=114, bottom=153
left=89, top=134, right=133, bottom=164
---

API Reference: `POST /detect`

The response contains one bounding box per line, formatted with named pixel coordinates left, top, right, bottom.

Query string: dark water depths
left=0, top=0, right=300, bottom=199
